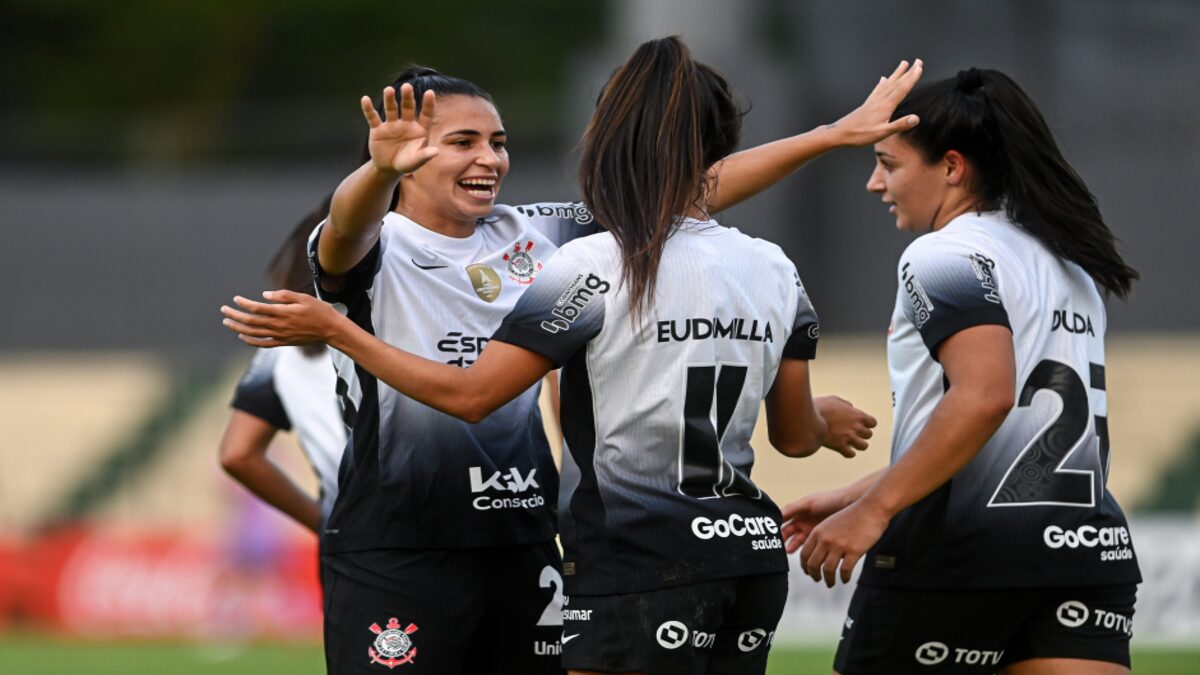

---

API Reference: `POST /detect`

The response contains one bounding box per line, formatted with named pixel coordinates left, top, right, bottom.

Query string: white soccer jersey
left=494, top=220, right=819, bottom=595
left=861, top=210, right=1140, bottom=589
left=230, top=346, right=346, bottom=521
left=309, top=202, right=597, bottom=552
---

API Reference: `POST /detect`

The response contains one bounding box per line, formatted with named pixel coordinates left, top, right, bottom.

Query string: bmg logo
left=914, top=641, right=950, bottom=665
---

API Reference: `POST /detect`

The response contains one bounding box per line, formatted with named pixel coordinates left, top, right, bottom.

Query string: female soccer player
left=220, top=197, right=345, bottom=535
left=783, top=68, right=1141, bottom=674
left=223, top=39, right=923, bottom=675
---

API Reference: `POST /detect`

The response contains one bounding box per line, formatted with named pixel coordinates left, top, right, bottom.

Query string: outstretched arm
left=320, top=84, right=440, bottom=278
left=221, top=291, right=554, bottom=423
left=707, top=59, right=923, bottom=214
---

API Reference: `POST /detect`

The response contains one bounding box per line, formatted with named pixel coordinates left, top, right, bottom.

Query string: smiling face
left=399, top=94, right=509, bottom=235
left=866, top=134, right=979, bottom=234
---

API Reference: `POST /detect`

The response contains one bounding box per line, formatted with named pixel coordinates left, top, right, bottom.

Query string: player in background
left=222, top=38, right=924, bottom=675
left=782, top=68, right=1141, bottom=674
left=220, top=195, right=346, bottom=535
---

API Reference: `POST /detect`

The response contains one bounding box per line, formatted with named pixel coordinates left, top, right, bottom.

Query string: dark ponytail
left=388, top=65, right=494, bottom=116
left=579, top=36, right=743, bottom=321
left=896, top=68, right=1138, bottom=299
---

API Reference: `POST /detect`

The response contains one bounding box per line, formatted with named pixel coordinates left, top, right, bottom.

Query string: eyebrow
left=442, top=129, right=507, bottom=138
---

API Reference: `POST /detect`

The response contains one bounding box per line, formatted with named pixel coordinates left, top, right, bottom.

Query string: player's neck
left=394, top=205, right=478, bottom=239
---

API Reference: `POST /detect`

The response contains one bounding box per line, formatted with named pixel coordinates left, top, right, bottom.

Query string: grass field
left=0, top=636, right=1197, bottom=674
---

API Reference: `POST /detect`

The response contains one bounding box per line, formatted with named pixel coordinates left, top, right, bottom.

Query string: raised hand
left=221, top=291, right=348, bottom=347
left=829, top=59, right=924, bottom=147
left=816, top=395, right=878, bottom=457
left=363, top=84, right=440, bottom=176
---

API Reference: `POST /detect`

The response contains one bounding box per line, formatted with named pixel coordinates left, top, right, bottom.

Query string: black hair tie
left=956, top=68, right=985, bottom=93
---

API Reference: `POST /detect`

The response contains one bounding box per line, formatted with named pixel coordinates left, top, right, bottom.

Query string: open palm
left=362, top=83, right=440, bottom=175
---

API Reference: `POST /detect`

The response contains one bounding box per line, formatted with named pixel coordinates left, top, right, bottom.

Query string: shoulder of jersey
left=557, top=230, right=617, bottom=257
left=904, top=214, right=1005, bottom=259
left=729, top=230, right=793, bottom=270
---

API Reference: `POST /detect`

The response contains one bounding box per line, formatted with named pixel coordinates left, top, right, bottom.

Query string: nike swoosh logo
left=411, top=258, right=448, bottom=270
left=561, top=634, right=581, bottom=644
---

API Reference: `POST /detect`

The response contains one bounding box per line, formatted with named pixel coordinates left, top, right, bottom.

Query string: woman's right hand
left=362, top=83, right=440, bottom=176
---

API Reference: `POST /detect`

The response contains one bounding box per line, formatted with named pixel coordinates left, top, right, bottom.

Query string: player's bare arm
left=218, top=409, right=322, bottom=532
left=764, top=359, right=827, bottom=457
left=320, top=84, right=440, bottom=277
left=799, top=324, right=1015, bottom=587
left=706, top=59, right=923, bottom=213
left=222, top=290, right=554, bottom=423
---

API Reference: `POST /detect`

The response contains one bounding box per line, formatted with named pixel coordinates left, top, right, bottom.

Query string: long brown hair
left=580, top=36, right=743, bottom=321
left=895, top=68, right=1138, bottom=298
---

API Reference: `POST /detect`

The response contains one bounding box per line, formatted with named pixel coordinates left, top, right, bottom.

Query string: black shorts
left=322, top=542, right=564, bottom=675
left=834, top=583, right=1137, bottom=674
left=561, top=572, right=788, bottom=675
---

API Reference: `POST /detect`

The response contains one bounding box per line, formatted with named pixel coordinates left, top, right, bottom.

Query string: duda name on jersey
left=1051, top=310, right=1095, bottom=336
left=657, top=317, right=774, bottom=343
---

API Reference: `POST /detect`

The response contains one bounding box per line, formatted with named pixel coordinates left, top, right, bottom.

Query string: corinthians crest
left=368, top=617, right=419, bottom=669
left=503, top=240, right=542, bottom=284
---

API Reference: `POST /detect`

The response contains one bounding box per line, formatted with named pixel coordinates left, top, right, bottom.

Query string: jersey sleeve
left=512, top=202, right=601, bottom=246
left=783, top=265, right=820, bottom=360
left=898, top=234, right=1011, bottom=357
left=230, top=349, right=292, bottom=430
left=490, top=242, right=610, bottom=366
left=307, top=219, right=382, bottom=304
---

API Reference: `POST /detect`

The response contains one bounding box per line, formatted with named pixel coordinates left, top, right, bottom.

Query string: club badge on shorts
left=467, top=263, right=502, bottom=303
left=368, top=617, right=419, bottom=669
left=504, top=240, right=542, bottom=284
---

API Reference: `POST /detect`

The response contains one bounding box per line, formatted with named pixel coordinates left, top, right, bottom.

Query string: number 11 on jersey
left=678, top=364, right=761, bottom=500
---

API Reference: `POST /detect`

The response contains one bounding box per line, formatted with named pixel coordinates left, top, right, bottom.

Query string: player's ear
left=943, top=150, right=969, bottom=186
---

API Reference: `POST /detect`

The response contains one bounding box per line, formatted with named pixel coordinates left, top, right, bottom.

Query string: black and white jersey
left=310, top=203, right=597, bottom=553
left=861, top=211, right=1140, bottom=590
left=493, top=220, right=819, bottom=595
left=230, top=346, right=346, bottom=521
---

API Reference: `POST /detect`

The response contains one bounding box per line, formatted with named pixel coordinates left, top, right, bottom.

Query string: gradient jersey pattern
left=230, top=346, right=346, bottom=521
left=862, top=211, right=1140, bottom=589
left=310, top=202, right=598, bottom=552
left=493, top=221, right=819, bottom=595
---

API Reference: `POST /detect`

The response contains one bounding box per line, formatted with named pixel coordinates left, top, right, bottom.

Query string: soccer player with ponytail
left=785, top=68, right=1140, bottom=674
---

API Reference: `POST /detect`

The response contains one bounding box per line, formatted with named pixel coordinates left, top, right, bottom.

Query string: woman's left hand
left=221, top=290, right=344, bottom=347
left=798, top=499, right=890, bottom=587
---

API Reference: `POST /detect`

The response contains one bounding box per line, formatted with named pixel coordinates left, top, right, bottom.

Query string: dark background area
left=2, top=0, right=1196, bottom=364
